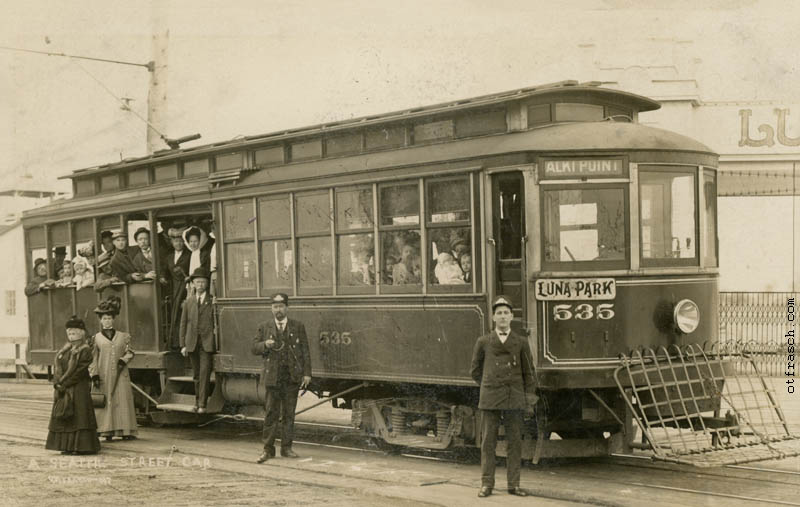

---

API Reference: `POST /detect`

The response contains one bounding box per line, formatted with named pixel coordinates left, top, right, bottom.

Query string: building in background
left=594, top=60, right=799, bottom=293
left=0, top=177, right=67, bottom=372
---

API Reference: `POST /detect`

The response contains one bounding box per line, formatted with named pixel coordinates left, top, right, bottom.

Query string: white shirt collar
left=496, top=329, right=510, bottom=343
left=275, top=318, right=287, bottom=330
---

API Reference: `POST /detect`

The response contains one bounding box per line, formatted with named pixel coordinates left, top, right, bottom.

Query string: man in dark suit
left=179, top=268, right=216, bottom=413
left=252, top=293, right=312, bottom=463
left=164, top=227, right=191, bottom=350
left=470, top=296, right=537, bottom=498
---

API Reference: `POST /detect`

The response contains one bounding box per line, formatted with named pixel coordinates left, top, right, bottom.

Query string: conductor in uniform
left=470, top=295, right=537, bottom=498
left=253, top=293, right=312, bottom=463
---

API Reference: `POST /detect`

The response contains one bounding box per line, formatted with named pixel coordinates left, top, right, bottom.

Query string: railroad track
left=3, top=394, right=799, bottom=506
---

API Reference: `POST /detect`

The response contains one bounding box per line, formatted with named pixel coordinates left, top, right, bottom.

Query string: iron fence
left=718, top=292, right=797, bottom=377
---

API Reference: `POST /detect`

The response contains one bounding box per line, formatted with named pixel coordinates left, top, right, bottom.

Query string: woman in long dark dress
left=45, top=316, right=100, bottom=455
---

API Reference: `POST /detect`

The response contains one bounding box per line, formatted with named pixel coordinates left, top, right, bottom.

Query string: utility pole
left=147, top=3, right=169, bottom=154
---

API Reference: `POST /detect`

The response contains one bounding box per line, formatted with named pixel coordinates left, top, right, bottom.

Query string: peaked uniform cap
left=492, top=295, right=513, bottom=312
left=270, top=293, right=289, bottom=305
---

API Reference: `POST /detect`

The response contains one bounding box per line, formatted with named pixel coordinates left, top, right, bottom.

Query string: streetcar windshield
left=542, top=187, right=627, bottom=269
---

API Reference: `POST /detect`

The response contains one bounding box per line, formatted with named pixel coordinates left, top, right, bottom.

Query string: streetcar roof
left=61, top=81, right=661, bottom=179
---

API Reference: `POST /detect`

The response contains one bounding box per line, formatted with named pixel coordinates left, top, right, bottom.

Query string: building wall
left=0, top=224, right=29, bottom=363
left=641, top=97, right=800, bottom=293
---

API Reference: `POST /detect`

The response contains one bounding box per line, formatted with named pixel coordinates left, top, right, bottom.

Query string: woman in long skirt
left=89, top=296, right=138, bottom=441
left=45, top=316, right=100, bottom=455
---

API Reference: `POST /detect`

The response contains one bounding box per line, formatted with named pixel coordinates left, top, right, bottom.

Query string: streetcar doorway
left=155, top=206, right=215, bottom=350
left=490, top=172, right=526, bottom=331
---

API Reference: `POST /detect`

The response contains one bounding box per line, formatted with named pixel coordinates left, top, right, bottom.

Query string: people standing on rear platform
left=179, top=268, right=216, bottom=413
left=89, top=296, right=138, bottom=441
left=163, top=227, right=191, bottom=349
left=470, top=296, right=537, bottom=498
left=253, top=293, right=312, bottom=463
left=45, top=316, right=100, bottom=455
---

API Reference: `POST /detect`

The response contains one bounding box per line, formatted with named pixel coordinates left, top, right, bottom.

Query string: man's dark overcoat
left=470, top=330, right=536, bottom=410
left=251, top=319, right=311, bottom=387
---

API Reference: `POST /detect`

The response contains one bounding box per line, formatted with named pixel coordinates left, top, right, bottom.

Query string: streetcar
left=21, top=80, right=796, bottom=466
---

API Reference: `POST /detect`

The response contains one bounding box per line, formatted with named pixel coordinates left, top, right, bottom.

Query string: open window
left=379, top=181, right=421, bottom=293
left=427, top=176, right=472, bottom=291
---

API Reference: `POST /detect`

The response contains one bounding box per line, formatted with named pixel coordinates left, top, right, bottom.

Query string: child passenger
left=72, top=257, right=95, bottom=291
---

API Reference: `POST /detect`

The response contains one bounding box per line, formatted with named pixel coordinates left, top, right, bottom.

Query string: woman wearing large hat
left=89, top=296, right=138, bottom=441
left=45, top=316, right=100, bottom=455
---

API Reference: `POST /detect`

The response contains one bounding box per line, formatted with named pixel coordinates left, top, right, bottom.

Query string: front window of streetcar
left=542, top=186, right=628, bottom=270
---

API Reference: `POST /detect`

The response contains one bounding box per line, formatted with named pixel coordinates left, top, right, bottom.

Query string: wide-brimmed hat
left=65, top=315, right=86, bottom=330
left=189, top=267, right=210, bottom=281
left=134, top=227, right=150, bottom=241
left=94, top=296, right=121, bottom=316
left=77, top=241, right=94, bottom=257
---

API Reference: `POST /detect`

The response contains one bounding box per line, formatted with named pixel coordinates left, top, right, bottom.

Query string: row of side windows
left=222, top=173, right=480, bottom=297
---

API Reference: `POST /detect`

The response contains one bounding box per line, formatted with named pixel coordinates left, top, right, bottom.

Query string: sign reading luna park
left=534, top=278, right=617, bottom=301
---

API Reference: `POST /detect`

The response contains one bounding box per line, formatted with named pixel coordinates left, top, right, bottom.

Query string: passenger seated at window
left=132, top=227, right=157, bottom=280
left=391, top=244, right=421, bottom=285
left=55, top=259, right=75, bottom=287
left=100, top=230, right=115, bottom=254
left=460, top=253, right=472, bottom=283
left=434, top=252, right=466, bottom=285
left=72, top=257, right=95, bottom=290
left=78, top=242, right=96, bottom=267
left=348, top=246, right=375, bottom=285
left=95, top=252, right=122, bottom=292
left=109, top=230, right=145, bottom=283
left=450, top=238, right=470, bottom=262
left=25, top=258, right=56, bottom=296
left=52, top=246, right=67, bottom=278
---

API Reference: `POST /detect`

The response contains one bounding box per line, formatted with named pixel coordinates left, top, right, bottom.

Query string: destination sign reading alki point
left=542, top=159, right=624, bottom=178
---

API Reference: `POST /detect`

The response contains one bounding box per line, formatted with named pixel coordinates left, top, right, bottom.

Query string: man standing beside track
left=252, top=293, right=312, bottom=463
left=470, top=295, right=537, bottom=498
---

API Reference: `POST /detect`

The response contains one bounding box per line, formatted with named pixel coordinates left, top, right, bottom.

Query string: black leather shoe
left=478, top=486, right=492, bottom=498
left=508, top=488, right=528, bottom=497
left=281, top=448, right=299, bottom=458
left=256, top=451, right=273, bottom=464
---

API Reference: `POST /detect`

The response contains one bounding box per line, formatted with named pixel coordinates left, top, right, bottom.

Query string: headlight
left=674, top=299, right=700, bottom=334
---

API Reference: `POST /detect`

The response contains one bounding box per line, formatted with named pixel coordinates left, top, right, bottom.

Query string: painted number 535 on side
left=552, top=303, right=615, bottom=321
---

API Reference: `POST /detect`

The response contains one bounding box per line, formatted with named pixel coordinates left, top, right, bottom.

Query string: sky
left=1, top=0, right=798, bottom=187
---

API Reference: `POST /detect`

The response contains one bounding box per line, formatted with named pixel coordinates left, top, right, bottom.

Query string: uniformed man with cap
left=252, top=293, right=312, bottom=463
left=470, top=295, right=537, bottom=498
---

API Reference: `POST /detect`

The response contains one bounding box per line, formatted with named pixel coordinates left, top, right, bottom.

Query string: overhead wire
left=68, top=57, right=168, bottom=143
